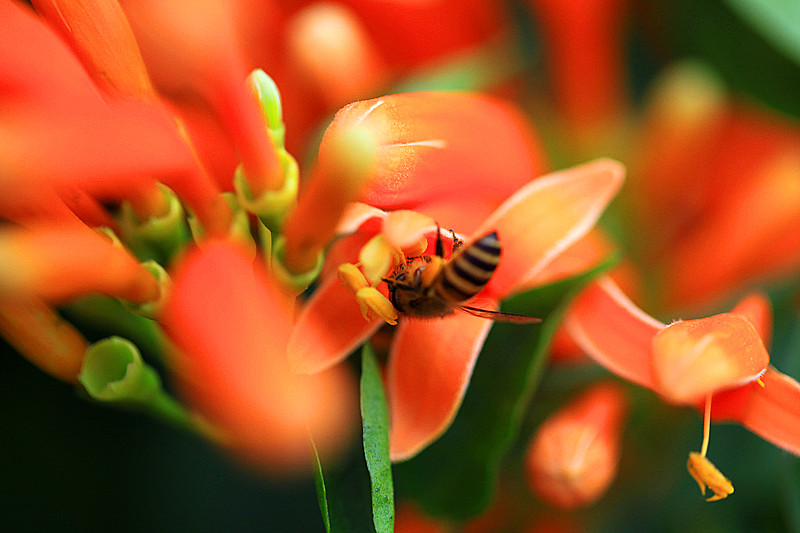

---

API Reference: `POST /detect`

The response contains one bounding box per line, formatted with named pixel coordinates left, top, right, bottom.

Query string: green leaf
left=360, top=344, right=394, bottom=533
left=667, top=0, right=800, bottom=120
left=311, top=441, right=331, bottom=533
left=394, top=257, right=615, bottom=521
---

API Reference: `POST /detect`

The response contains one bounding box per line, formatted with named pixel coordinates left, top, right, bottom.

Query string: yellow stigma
left=356, top=287, right=398, bottom=325
left=687, top=452, right=734, bottom=502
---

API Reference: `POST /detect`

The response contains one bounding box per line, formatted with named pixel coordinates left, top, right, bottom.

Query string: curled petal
left=731, top=293, right=773, bottom=346
left=382, top=210, right=437, bottom=251
left=477, top=159, right=624, bottom=298
left=336, top=202, right=387, bottom=235
left=387, top=310, right=495, bottom=461
left=163, top=240, right=355, bottom=471
left=714, top=367, right=800, bottom=456
left=565, top=277, right=663, bottom=390
left=288, top=276, right=383, bottom=374
left=652, top=313, right=769, bottom=404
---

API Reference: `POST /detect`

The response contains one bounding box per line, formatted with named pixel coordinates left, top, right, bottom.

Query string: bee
left=383, top=226, right=540, bottom=323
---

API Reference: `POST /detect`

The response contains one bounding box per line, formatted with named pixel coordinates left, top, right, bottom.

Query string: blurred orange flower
left=162, top=240, right=356, bottom=472
left=526, top=383, right=627, bottom=509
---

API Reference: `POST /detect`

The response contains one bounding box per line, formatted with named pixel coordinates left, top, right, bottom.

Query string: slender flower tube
left=527, top=0, right=628, bottom=139
left=290, top=158, right=624, bottom=460
left=526, top=383, right=627, bottom=509
left=0, top=224, right=159, bottom=305
left=163, top=240, right=356, bottom=472
left=287, top=3, right=389, bottom=109
left=120, top=0, right=284, bottom=196
left=31, top=0, right=157, bottom=101
left=0, top=1, right=221, bottom=229
left=0, top=296, right=88, bottom=384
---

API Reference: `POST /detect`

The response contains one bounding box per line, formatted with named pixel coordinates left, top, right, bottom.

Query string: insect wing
left=457, top=305, right=541, bottom=324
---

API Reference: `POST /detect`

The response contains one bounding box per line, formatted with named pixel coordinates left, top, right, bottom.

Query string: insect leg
left=450, top=229, right=463, bottom=253
left=435, top=222, right=444, bottom=258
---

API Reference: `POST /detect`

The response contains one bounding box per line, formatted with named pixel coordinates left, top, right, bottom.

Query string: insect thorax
left=385, top=256, right=455, bottom=318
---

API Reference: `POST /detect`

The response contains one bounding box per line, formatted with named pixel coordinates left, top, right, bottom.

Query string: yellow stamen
left=700, top=393, right=712, bottom=458
left=687, top=452, right=734, bottom=502
left=337, top=263, right=368, bottom=296
left=686, top=394, right=734, bottom=501
left=355, top=287, right=398, bottom=325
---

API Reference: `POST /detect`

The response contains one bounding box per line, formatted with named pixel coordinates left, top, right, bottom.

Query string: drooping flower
left=566, top=277, right=800, bottom=499
left=525, top=382, right=628, bottom=509
left=290, top=158, right=624, bottom=461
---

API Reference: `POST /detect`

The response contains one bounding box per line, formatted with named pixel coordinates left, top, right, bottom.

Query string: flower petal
left=477, top=159, right=624, bottom=298
left=382, top=210, right=437, bottom=251
left=652, top=313, right=770, bottom=404
left=565, top=277, right=663, bottom=390
left=387, top=310, right=494, bottom=461
left=714, top=367, right=800, bottom=456
left=288, top=275, right=383, bottom=374
left=331, top=93, right=547, bottom=209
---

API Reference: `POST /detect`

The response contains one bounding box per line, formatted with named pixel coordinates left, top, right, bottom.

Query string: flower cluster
left=4, top=0, right=800, bottom=530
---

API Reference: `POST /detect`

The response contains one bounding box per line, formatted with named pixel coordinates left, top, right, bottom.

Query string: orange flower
left=290, top=159, right=624, bottom=461
left=1, top=1, right=227, bottom=230
left=628, top=62, right=800, bottom=312
left=566, top=277, right=800, bottom=498
left=162, top=240, right=356, bottom=472
left=525, top=383, right=627, bottom=509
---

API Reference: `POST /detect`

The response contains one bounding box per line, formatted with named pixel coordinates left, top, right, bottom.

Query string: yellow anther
left=355, top=287, right=398, bottom=325
left=359, top=234, right=401, bottom=286
left=687, top=452, right=734, bottom=502
left=337, top=263, right=369, bottom=296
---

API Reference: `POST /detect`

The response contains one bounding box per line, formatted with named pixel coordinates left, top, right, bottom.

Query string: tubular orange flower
left=527, top=0, right=628, bottom=138
left=287, top=3, right=388, bottom=109
left=0, top=1, right=220, bottom=228
left=566, top=277, right=800, bottom=456
left=120, top=0, right=284, bottom=196
left=289, top=158, right=624, bottom=460
left=31, top=0, right=156, bottom=100
left=162, top=240, right=356, bottom=472
left=526, top=383, right=627, bottom=509
left=0, top=223, right=159, bottom=305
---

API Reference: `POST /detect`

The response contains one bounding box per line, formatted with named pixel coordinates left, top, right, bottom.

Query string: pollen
left=355, top=287, right=398, bottom=325
left=687, top=452, right=734, bottom=502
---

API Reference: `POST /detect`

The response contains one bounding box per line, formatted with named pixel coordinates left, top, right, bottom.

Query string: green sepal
left=118, top=184, right=190, bottom=264
left=121, top=261, right=170, bottom=320
left=271, top=235, right=324, bottom=295
left=233, top=150, right=299, bottom=232
left=78, top=337, right=216, bottom=439
left=188, top=193, right=256, bottom=254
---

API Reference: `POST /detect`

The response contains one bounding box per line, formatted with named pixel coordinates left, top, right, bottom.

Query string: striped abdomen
left=434, top=231, right=500, bottom=303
